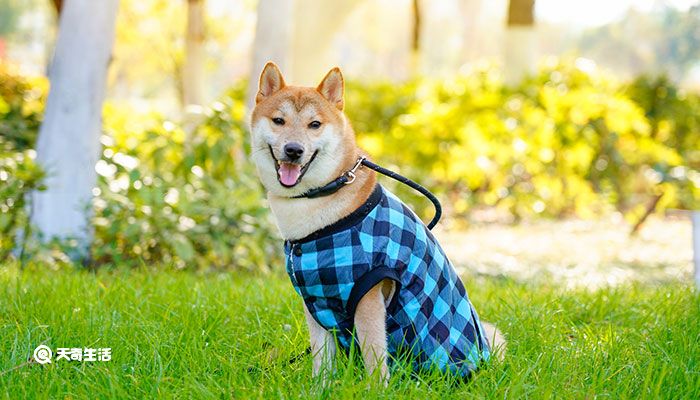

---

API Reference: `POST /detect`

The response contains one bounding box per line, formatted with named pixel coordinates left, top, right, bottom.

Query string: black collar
left=292, top=157, right=366, bottom=199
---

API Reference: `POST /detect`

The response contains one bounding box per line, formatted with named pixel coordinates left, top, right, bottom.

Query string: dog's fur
left=250, top=62, right=505, bottom=384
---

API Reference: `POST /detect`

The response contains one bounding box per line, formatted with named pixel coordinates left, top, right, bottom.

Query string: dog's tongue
left=278, top=162, right=302, bottom=186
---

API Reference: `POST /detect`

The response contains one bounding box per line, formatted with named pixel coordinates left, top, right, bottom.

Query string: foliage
left=93, top=85, right=279, bottom=270
left=0, top=65, right=46, bottom=262
left=112, top=0, right=256, bottom=108
left=0, top=68, right=279, bottom=270
left=580, top=5, right=700, bottom=80
left=625, top=74, right=700, bottom=210
left=0, top=0, right=48, bottom=40
left=346, top=59, right=700, bottom=222
left=0, top=0, right=25, bottom=36
left=0, top=64, right=45, bottom=150
left=1, top=265, right=699, bottom=397
left=2, top=60, right=700, bottom=267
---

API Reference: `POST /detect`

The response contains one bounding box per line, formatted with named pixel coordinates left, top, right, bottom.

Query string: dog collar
left=289, top=157, right=443, bottom=230
left=292, top=156, right=366, bottom=199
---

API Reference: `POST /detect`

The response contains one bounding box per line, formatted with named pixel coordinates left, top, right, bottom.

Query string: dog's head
left=250, top=62, right=356, bottom=196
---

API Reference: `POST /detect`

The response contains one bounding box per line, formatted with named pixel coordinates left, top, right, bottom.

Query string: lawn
left=1, top=263, right=699, bottom=399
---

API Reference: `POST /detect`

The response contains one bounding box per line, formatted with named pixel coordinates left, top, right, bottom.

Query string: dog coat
left=284, top=184, right=491, bottom=377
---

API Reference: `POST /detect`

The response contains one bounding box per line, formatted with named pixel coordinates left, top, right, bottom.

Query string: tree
left=182, top=0, right=206, bottom=107
left=504, top=0, right=536, bottom=84
left=111, top=0, right=185, bottom=110
left=0, top=0, right=23, bottom=37
left=580, top=5, right=700, bottom=81
left=410, top=0, right=421, bottom=75
left=246, top=0, right=296, bottom=110
left=246, top=0, right=365, bottom=107
left=458, top=0, right=483, bottom=62
left=31, top=0, right=119, bottom=259
left=289, top=0, right=365, bottom=84
left=0, top=0, right=37, bottom=58
left=51, top=0, right=63, bottom=16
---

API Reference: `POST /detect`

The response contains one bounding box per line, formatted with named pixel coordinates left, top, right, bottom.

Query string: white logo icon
left=33, top=345, right=53, bottom=365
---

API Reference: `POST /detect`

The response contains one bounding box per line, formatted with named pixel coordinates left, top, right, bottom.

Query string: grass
left=1, top=263, right=699, bottom=399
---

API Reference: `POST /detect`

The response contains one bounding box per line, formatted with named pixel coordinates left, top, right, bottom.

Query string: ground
left=1, top=218, right=699, bottom=398
left=440, top=216, right=694, bottom=288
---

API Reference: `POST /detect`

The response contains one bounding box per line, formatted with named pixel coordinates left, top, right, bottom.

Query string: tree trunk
left=183, top=0, right=206, bottom=108
left=51, top=0, right=63, bottom=16
left=507, top=0, right=534, bottom=25
left=31, top=0, right=119, bottom=258
left=458, top=0, right=482, bottom=62
left=504, top=0, right=536, bottom=84
left=290, top=0, right=364, bottom=85
left=411, top=0, right=421, bottom=53
left=409, top=0, right=421, bottom=75
left=246, top=0, right=296, bottom=110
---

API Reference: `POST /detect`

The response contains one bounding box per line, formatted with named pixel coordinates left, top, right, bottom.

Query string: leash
left=293, top=156, right=442, bottom=230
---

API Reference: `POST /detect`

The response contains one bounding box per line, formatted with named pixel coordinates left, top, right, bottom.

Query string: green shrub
left=346, top=60, right=700, bottom=221
left=2, top=60, right=699, bottom=268
left=93, top=87, right=280, bottom=270
left=0, top=70, right=279, bottom=270
left=0, top=65, right=46, bottom=261
left=625, top=74, right=700, bottom=210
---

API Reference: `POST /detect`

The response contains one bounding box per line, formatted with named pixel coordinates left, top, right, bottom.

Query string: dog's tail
left=481, top=321, right=506, bottom=361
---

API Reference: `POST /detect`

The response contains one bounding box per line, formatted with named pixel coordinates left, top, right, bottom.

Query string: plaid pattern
left=284, top=185, right=491, bottom=377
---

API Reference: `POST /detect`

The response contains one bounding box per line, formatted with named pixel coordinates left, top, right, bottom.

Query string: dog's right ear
left=256, top=62, right=286, bottom=104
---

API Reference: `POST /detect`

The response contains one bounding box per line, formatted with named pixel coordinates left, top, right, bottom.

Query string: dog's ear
left=317, top=67, right=344, bottom=111
left=256, top=62, right=286, bottom=104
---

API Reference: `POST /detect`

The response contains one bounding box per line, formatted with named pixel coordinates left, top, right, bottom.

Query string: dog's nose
left=283, top=142, right=304, bottom=160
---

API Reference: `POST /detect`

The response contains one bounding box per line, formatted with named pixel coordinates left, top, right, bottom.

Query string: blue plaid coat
left=284, top=185, right=491, bottom=377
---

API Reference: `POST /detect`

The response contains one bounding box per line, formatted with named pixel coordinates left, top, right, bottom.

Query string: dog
left=250, top=62, right=505, bottom=385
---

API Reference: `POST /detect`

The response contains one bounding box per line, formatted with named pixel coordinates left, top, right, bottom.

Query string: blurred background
left=1, top=0, right=698, bottom=287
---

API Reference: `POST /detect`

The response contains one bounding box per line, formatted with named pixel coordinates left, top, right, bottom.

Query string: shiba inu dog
left=250, top=62, right=505, bottom=385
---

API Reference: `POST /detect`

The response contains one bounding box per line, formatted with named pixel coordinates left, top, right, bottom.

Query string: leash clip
left=344, top=157, right=366, bottom=185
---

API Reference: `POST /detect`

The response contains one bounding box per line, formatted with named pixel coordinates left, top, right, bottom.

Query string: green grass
left=1, top=264, right=699, bottom=399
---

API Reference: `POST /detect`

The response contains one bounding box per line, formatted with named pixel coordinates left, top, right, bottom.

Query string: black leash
left=293, top=157, right=442, bottom=230
left=361, top=159, right=442, bottom=230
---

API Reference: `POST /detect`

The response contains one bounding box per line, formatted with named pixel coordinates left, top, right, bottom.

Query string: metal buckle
left=345, top=171, right=356, bottom=184
left=344, top=157, right=365, bottom=185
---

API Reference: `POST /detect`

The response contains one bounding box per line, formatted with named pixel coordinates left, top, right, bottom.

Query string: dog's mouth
left=269, top=145, right=318, bottom=188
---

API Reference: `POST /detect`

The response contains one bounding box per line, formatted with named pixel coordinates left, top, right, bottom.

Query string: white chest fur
left=268, top=195, right=354, bottom=241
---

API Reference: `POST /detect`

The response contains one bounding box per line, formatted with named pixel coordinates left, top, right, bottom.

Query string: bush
left=2, top=60, right=699, bottom=268
left=625, top=74, right=700, bottom=211
left=0, top=65, right=46, bottom=262
left=93, top=88, right=280, bottom=270
left=0, top=70, right=280, bottom=270
left=346, top=59, right=700, bottom=222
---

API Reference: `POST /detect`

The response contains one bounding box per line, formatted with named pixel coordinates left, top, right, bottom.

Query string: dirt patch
left=436, top=216, right=694, bottom=288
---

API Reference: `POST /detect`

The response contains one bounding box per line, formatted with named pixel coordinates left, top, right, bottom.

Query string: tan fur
left=251, top=63, right=376, bottom=240
left=354, top=280, right=391, bottom=386
left=250, top=63, right=505, bottom=384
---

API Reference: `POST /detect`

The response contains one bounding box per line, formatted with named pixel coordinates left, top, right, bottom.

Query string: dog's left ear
left=317, top=67, right=344, bottom=111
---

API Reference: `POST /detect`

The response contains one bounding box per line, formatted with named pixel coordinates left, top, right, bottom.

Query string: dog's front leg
left=355, top=281, right=390, bottom=386
left=304, top=304, right=336, bottom=381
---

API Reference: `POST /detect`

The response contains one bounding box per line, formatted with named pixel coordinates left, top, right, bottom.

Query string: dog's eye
left=272, top=117, right=285, bottom=126
left=308, top=121, right=322, bottom=129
